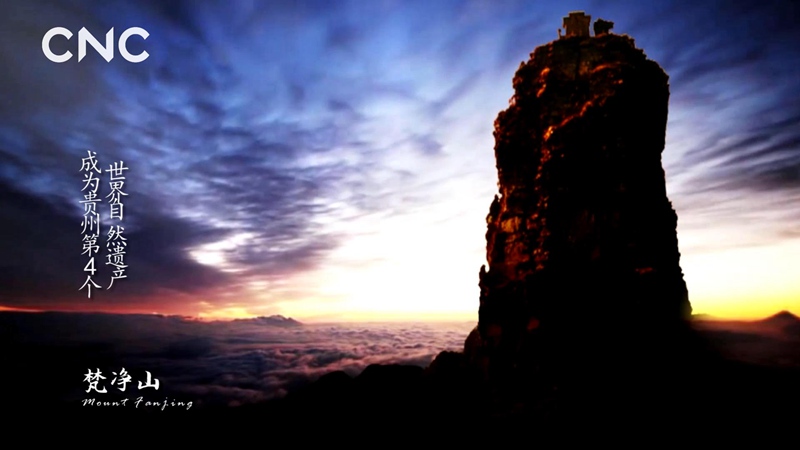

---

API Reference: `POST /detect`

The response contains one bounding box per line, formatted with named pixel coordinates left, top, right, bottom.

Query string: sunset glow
left=0, top=0, right=797, bottom=322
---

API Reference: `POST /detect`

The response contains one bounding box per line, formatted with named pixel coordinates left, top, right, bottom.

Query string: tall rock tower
left=465, top=16, right=693, bottom=404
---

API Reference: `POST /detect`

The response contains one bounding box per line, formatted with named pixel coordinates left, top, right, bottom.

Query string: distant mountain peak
left=691, top=313, right=716, bottom=321
left=763, top=310, right=800, bottom=324
left=233, top=315, right=302, bottom=327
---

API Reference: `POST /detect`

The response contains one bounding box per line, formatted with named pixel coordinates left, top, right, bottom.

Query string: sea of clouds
left=0, top=312, right=475, bottom=408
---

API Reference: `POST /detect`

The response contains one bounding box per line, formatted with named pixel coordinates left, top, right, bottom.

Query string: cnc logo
left=42, top=27, right=149, bottom=63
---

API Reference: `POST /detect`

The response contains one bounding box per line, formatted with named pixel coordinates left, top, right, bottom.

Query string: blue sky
left=0, top=0, right=798, bottom=320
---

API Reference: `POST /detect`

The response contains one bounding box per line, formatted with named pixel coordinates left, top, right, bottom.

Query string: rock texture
left=465, top=31, right=693, bottom=403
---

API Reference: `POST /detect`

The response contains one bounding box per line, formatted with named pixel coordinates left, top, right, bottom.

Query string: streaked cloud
left=0, top=0, right=797, bottom=318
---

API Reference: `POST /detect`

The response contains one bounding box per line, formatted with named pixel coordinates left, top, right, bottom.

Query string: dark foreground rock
left=11, top=319, right=800, bottom=439
left=38, top=352, right=797, bottom=439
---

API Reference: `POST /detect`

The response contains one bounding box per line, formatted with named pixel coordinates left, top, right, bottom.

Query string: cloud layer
left=0, top=312, right=473, bottom=408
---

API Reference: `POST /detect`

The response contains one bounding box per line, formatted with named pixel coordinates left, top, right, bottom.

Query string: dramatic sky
left=0, top=0, right=798, bottom=321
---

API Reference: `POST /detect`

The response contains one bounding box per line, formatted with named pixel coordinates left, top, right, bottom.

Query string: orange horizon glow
left=4, top=237, right=797, bottom=324
left=2, top=303, right=797, bottom=324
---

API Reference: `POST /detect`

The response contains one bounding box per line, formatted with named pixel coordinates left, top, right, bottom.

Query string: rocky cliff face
left=465, top=32, right=693, bottom=400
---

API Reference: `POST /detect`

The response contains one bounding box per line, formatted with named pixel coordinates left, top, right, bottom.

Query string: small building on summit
left=594, top=19, right=614, bottom=36
left=557, top=12, right=615, bottom=39
left=559, top=11, right=591, bottom=38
